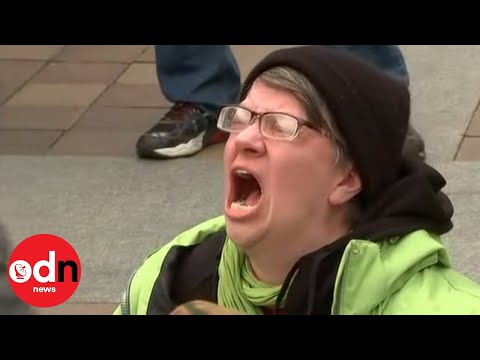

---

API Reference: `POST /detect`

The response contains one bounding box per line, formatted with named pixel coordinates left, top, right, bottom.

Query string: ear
left=328, top=164, right=362, bottom=207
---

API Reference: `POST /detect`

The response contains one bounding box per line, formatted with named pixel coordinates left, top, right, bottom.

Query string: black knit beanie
left=240, top=45, right=411, bottom=203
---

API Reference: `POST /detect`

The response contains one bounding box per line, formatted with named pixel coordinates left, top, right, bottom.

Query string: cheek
left=271, top=150, right=337, bottom=203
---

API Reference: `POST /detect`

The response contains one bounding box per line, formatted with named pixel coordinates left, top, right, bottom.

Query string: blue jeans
left=155, top=45, right=409, bottom=113
left=155, top=45, right=241, bottom=113
left=327, top=45, right=409, bottom=85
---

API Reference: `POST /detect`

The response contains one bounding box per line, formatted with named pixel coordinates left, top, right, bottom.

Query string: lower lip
left=225, top=196, right=263, bottom=221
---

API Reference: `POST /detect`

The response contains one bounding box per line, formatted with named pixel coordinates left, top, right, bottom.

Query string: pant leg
left=327, top=45, right=409, bottom=85
left=155, top=45, right=241, bottom=112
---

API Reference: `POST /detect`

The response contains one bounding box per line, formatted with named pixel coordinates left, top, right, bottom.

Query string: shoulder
left=136, top=215, right=226, bottom=272
left=381, top=264, right=480, bottom=315
left=114, top=215, right=226, bottom=315
left=337, top=229, right=480, bottom=315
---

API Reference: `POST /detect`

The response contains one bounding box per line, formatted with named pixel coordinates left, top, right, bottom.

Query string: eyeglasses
left=217, top=105, right=317, bottom=141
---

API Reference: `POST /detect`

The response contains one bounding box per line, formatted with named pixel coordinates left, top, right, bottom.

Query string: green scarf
left=217, top=237, right=284, bottom=315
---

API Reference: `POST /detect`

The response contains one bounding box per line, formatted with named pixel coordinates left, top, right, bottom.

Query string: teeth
left=231, top=201, right=252, bottom=210
left=234, top=169, right=251, bottom=179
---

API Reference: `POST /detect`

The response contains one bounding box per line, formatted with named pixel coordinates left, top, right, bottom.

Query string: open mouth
left=230, top=169, right=263, bottom=210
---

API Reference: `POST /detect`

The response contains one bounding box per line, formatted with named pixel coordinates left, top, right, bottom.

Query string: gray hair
left=255, top=66, right=350, bottom=164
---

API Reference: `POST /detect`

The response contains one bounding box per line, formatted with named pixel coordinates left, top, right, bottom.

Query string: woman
left=115, top=45, right=480, bottom=315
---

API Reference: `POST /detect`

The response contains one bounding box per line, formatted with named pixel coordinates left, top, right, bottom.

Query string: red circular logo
left=7, top=234, right=81, bottom=308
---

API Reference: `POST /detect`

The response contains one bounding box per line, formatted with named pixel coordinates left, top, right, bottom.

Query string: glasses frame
left=217, top=105, right=317, bottom=141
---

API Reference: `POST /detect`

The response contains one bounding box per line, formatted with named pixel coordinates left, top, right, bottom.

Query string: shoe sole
left=137, top=129, right=229, bottom=160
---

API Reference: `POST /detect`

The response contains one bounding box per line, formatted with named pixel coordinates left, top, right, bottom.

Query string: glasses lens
left=219, top=107, right=252, bottom=132
left=261, top=114, right=298, bottom=139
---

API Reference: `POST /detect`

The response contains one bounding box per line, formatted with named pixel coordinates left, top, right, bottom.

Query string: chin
left=225, top=218, right=266, bottom=251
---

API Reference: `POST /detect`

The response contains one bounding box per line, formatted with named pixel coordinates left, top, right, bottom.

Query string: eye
left=263, top=114, right=297, bottom=138
left=227, top=107, right=251, bottom=131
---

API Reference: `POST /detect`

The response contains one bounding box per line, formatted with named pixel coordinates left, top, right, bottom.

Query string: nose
left=233, top=118, right=266, bottom=156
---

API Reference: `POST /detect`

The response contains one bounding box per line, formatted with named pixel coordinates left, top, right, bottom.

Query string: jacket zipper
left=120, top=270, right=136, bottom=315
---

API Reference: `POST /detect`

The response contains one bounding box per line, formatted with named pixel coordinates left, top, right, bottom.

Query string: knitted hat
left=240, top=45, right=411, bottom=203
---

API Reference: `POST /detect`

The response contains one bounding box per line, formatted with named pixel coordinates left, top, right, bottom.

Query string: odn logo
left=8, top=234, right=81, bottom=308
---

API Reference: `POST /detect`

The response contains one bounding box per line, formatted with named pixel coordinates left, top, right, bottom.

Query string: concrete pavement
left=0, top=45, right=479, bottom=314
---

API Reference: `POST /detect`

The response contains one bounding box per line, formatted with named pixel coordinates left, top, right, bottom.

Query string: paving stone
left=400, top=45, right=480, bottom=162
left=0, top=107, right=85, bottom=130
left=47, top=129, right=142, bottom=156
left=5, top=83, right=107, bottom=107
left=194, top=142, right=226, bottom=162
left=32, top=62, right=128, bottom=84
left=0, top=130, right=62, bottom=154
left=73, top=106, right=165, bottom=131
left=456, top=137, right=480, bottom=161
left=0, top=60, right=45, bottom=103
left=116, top=63, right=157, bottom=85
left=0, top=45, right=63, bottom=60
left=136, top=45, right=155, bottom=62
left=466, top=100, right=480, bottom=136
left=96, top=83, right=169, bottom=107
left=55, top=45, right=148, bottom=63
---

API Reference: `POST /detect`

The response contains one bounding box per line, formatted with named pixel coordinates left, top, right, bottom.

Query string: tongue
left=244, top=187, right=262, bottom=206
left=233, top=176, right=262, bottom=208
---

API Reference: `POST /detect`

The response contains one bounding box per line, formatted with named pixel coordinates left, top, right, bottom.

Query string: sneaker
left=136, top=102, right=228, bottom=159
left=402, top=125, right=426, bottom=160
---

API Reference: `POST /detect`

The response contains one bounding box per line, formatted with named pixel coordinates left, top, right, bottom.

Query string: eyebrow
left=237, top=103, right=282, bottom=115
left=236, top=104, right=309, bottom=123
left=237, top=102, right=255, bottom=111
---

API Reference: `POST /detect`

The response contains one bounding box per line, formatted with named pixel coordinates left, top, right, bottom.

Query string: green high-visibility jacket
left=115, top=216, right=480, bottom=315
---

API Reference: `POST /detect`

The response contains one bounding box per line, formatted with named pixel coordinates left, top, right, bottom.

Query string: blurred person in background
left=135, top=45, right=241, bottom=160
left=135, top=45, right=425, bottom=161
